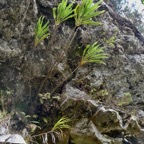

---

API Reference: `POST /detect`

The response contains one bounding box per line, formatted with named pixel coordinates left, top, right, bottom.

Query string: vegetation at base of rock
left=53, top=0, right=74, bottom=26
left=74, top=0, right=104, bottom=26
left=31, top=117, right=71, bottom=143
left=38, top=92, right=51, bottom=104
left=34, top=16, right=50, bottom=47
left=51, top=116, right=71, bottom=131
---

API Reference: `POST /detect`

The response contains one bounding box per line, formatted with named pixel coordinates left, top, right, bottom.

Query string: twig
left=50, top=65, right=80, bottom=96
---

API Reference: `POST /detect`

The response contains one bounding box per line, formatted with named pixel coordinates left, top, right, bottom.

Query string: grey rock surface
left=6, top=134, right=26, bottom=144
left=61, top=98, right=144, bottom=144
left=0, top=134, right=26, bottom=144
left=70, top=118, right=111, bottom=144
left=0, top=134, right=11, bottom=142
left=91, top=107, right=123, bottom=132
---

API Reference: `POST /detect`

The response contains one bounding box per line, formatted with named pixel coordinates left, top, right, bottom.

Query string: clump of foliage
left=80, top=42, right=108, bottom=66
left=51, top=116, right=71, bottom=131
left=53, top=0, right=74, bottom=26
left=74, top=0, right=104, bottom=26
left=32, top=116, right=71, bottom=143
left=38, top=93, right=51, bottom=104
left=34, top=16, right=50, bottom=47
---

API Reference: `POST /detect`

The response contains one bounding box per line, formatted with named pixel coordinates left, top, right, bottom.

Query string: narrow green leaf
left=34, top=16, right=50, bottom=47
left=52, top=117, right=71, bottom=131
left=53, top=7, right=56, bottom=19
left=53, top=0, right=74, bottom=26
left=81, top=41, right=108, bottom=66
left=74, top=0, right=104, bottom=26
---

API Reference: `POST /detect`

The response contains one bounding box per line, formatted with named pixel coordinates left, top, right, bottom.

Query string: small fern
left=74, top=0, right=104, bottom=26
left=53, top=0, right=74, bottom=26
left=80, top=41, right=108, bottom=66
left=34, top=16, right=50, bottom=47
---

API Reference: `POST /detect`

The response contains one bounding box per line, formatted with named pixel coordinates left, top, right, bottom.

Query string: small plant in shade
left=32, top=116, right=71, bottom=143
left=51, top=116, right=71, bottom=131
left=53, top=0, right=74, bottom=26
left=80, top=41, right=108, bottom=66
left=74, top=0, right=104, bottom=26
left=34, top=16, right=50, bottom=47
left=38, top=93, right=51, bottom=104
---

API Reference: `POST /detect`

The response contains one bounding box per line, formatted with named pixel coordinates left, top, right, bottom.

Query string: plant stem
left=32, top=130, right=52, bottom=138
left=50, top=65, right=80, bottom=96
left=38, top=26, right=79, bottom=93
left=28, top=49, right=34, bottom=100
left=47, top=25, right=59, bottom=49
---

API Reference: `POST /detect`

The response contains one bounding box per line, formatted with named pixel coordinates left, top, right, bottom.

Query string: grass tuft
left=80, top=41, right=108, bottom=66
left=34, top=16, right=50, bottom=47
left=53, top=0, right=74, bottom=26
left=74, top=0, right=104, bottom=26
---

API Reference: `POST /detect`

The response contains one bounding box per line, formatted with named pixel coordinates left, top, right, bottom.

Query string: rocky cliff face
left=0, top=0, right=144, bottom=144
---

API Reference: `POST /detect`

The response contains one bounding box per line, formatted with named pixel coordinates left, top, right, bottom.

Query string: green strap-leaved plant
left=53, top=0, right=74, bottom=26
left=34, top=16, right=50, bottom=47
left=74, top=0, right=104, bottom=26
left=80, top=41, right=108, bottom=66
